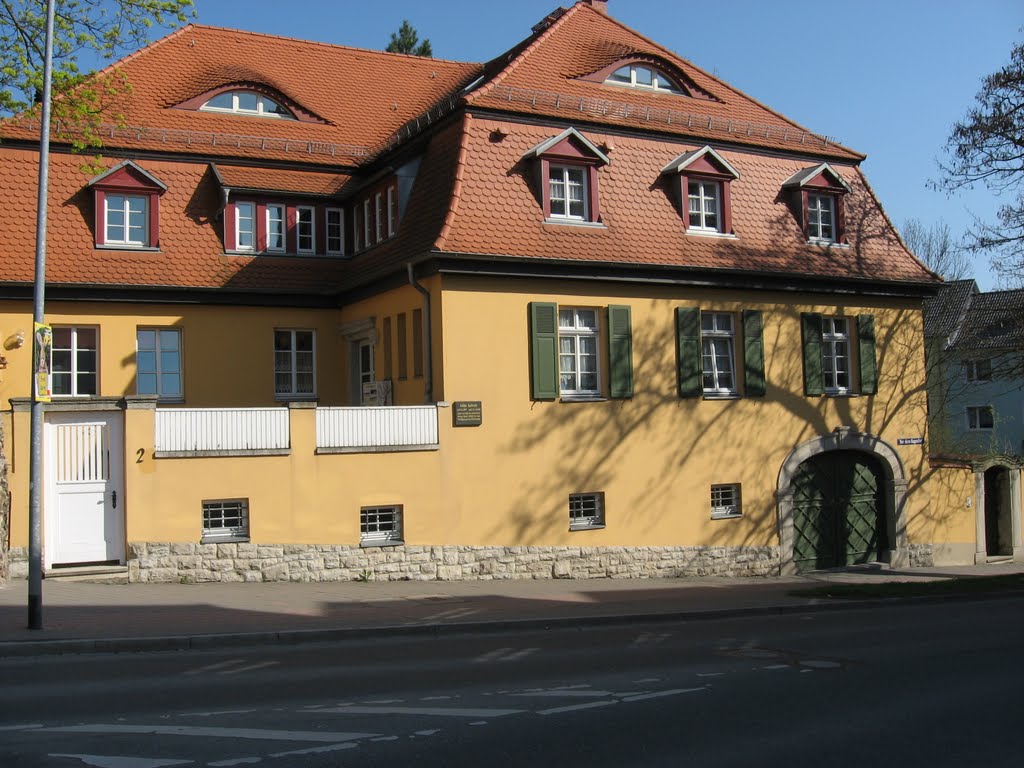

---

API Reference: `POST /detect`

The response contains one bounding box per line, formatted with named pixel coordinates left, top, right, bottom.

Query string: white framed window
left=964, top=359, right=993, bottom=381
left=105, top=194, right=148, bottom=246
left=265, top=204, right=285, bottom=252
left=808, top=194, right=836, bottom=242
left=549, top=164, right=588, bottom=220
left=569, top=492, right=605, bottom=530
left=375, top=193, right=384, bottom=244
left=822, top=317, right=851, bottom=393
left=274, top=329, right=316, bottom=398
left=558, top=307, right=600, bottom=396
left=360, top=505, right=404, bottom=546
left=202, top=499, right=250, bottom=542
left=711, top=484, right=742, bottom=519
left=387, top=186, right=396, bottom=237
left=688, top=180, right=721, bottom=232
left=235, top=202, right=255, bottom=251
left=605, top=63, right=682, bottom=94
left=201, top=91, right=293, bottom=119
left=326, top=208, right=345, bottom=255
left=52, top=326, right=98, bottom=397
left=967, top=405, right=994, bottom=430
left=363, top=198, right=372, bottom=248
left=296, top=206, right=315, bottom=254
left=701, top=312, right=736, bottom=395
left=136, top=327, right=182, bottom=401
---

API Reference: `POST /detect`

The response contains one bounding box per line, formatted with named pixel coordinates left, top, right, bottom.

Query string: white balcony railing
left=155, top=408, right=290, bottom=453
left=316, top=405, right=438, bottom=452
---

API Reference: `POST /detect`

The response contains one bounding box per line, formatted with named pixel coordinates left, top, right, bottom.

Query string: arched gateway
left=777, top=428, right=908, bottom=575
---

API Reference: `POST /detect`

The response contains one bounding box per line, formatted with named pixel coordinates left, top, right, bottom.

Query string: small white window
left=201, top=91, right=294, bottom=119
left=52, top=326, right=98, bottom=397
left=235, top=202, right=255, bottom=251
left=274, top=329, right=316, bottom=398
left=964, top=359, right=993, bottom=381
left=558, top=308, right=600, bottom=396
left=688, top=180, right=721, bottom=232
left=822, top=317, right=851, bottom=393
left=202, top=499, right=250, bottom=542
left=701, top=312, right=736, bottom=395
left=363, top=199, right=372, bottom=248
left=105, top=194, right=148, bottom=246
left=605, top=64, right=683, bottom=94
left=387, top=186, right=396, bottom=237
left=266, top=204, right=285, bottom=252
left=711, top=484, right=742, bottom=519
left=967, top=405, right=994, bottom=430
left=569, top=492, right=605, bottom=530
left=360, top=505, right=404, bottom=546
left=549, top=165, right=588, bottom=220
left=808, top=194, right=836, bottom=242
left=326, top=208, right=345, bottom=255
left=375, top=193, right=384, bottom=244
left=296, top=206, right=315, bottom=254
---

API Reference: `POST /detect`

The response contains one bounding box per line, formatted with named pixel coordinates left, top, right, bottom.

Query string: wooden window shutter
left=801, top=313, right=824, bottom=396
left=529, top=302, right=559, bottom=400
left=858, top=314, right=878, bottom=395
left=676, top=306, right=701, bottom=397
left=742, top=309, right=766, bottom=397
left=608, top=305, right=633, bottom=398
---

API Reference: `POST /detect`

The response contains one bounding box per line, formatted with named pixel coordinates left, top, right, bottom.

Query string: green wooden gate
left=792, top=451, right=885, bottom=572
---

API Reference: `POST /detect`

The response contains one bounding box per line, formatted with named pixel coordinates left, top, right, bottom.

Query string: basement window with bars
left=201, top=499, right=250, bottom=543
left=710, top=484, right=742, bottom=519
left=360, top=505, right=404, bottom=547
left=569, top=492, right=605, bottom=530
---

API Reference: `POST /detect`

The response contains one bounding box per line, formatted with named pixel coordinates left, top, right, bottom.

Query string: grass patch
left=791, top=573, right=1024, bottom=600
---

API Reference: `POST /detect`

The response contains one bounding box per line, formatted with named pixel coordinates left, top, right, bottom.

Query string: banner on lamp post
left=33, top=322, right=52, bottom=403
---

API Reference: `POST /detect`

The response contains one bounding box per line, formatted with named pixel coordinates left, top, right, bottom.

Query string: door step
left=45, top=565, right=129, bottom=583
left=986, top=555, right=1015, bottom=564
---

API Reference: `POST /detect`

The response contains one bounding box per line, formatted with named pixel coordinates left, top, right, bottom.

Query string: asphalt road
left=1, top=597, right=1022, bottom=767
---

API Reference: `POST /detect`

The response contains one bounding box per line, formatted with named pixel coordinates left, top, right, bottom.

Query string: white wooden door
left=45, top=411, right=125, bottom=567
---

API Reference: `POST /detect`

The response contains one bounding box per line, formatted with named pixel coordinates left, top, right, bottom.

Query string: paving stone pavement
left=0, top=561, right=1021, bottom=655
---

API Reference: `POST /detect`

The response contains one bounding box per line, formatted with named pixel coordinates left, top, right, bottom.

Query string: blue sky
left=183, top=0, right=1022, bottom=288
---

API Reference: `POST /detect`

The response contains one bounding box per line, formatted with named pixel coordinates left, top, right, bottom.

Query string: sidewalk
left=1, top=561, right=1022, bottom=656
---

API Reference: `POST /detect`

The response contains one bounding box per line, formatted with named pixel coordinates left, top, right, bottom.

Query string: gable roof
left=782, top=163, right=853, bottom=193
left=87, top=160, right=168, bottom=190
left=661, top=146, right=740, bottom=179
left=521, top=126, right=611, bottom=165
left=464, top=2, right=863, bottom=162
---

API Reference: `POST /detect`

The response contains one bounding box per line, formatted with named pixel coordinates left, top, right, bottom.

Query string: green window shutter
left=608, top=305, right=633, bottom=398
left=801, top=313, right=824, bottom=396
left=858, top=314, right=878, bottom=395
left=676, top=306, right=702, bottom=397
left=529, top=302, right=559, bottom=400
left=742, top=309, right=766, bottom=397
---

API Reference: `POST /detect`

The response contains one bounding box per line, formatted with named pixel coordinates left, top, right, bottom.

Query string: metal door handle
left=112, top=490, right=117, bottom=509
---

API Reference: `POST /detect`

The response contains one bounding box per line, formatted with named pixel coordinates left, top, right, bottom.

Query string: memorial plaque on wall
left=453, top=400, right=483, bottom=427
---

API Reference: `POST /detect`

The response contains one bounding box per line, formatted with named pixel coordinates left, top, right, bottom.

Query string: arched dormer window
left=605, top=63, right=682, bottom=94
left=201, top=90, right=294, bottom=119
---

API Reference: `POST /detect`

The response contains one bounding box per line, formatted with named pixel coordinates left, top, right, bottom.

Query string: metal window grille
left=711, top=484, right=741, bottom=518
left=202, top=499, right=249, bottom=541
left=569, top=492, right=605, bottom=529
left=361, top=506, right=404, bottom=545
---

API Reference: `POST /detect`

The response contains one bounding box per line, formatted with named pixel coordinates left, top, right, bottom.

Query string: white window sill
left=824, top=390, right=859, bottom=398
left=201, top=534, right=250, bottom=544
left=96, top=244, right=161, bottom=253
left=703, top=392, right=739, bottom=400
left=807, top=239, right=849, bottom=248
left=360, top=539, right=405, bottom=548
left=560, top=395, right=607, bottom=403
left=686, top=230, right=737, bottom=240
left=543, top=218, right=607, bottom=229
left=275, top=395, right=317, bottom=402
left=569, top=523, right=606, bottom=532
left=711, top=512, right=742, bottom=520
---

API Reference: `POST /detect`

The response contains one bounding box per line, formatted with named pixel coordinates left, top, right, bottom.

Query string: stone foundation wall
left=125, top=542, right=783, bottom=583
left=906, top=543, right=936, bottom=568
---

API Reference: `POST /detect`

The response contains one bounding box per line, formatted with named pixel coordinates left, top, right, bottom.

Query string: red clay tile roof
left=436, top=117, right=936, bottom=285
left=213, top=165, right=351, bottom=196
left=466, top=3, right=862, bottom=162
left=1, top=24, right=481, bottom=166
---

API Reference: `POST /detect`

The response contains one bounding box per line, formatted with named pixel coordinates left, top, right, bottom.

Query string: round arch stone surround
left=776, top=427, right=909, bottom=575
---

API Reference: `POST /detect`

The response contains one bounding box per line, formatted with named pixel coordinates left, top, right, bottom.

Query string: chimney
left=584, top=0, right=609, bottom=14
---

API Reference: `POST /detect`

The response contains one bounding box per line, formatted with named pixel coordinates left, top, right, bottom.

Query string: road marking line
left=633, top=678, right=662, bottom=683
left=268, top=743, right=357, bottom=758
left=220, top=661, right=279, bottom=676
left=621, top=687, right=707, bottom=702
left=42, top=725, right=377, bottom=743
left=321, top=706, right=523, bottom=718
left=538, top=701, right=618, bottom=716
left=371, top=736, right=399, bottom=742
left=761, top=664, right=789, bottom=670
left=180, top=710, right=256, bottom=718
left=363, top=699, right=404, bottom=704
left=697, top=673, right=724, bottom=678
left=473, top=647, right=513, bottom=663
left=208, top=758, right=261, bottom=767
left=49, top=756, right=193, bottom=768
left=414, top=729, right=441, bottom=737
left=0, top=723, right=43, bottom=731
left=420, top=696, right=452, bottom=701
left=182, top=659, right=245, bottom=676
left=512, top=690, right=615, bottom=698
left=501, top=648, right=538, bottom=662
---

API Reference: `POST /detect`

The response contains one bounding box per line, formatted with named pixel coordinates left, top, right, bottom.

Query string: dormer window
left=606, top=63, right=683, bottom=94
left=88, top=160, right=167, bottom=250
left=201, top=90, right=294, bottom=119
left=522, top=128, right=611, bottom=226
left=782, top=164, right=853, bottom=245
left=662, top=146, right=740, bottom=236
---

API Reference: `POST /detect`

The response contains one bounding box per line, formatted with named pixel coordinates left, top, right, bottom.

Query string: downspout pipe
left=407, top=263, right=434, bottom=403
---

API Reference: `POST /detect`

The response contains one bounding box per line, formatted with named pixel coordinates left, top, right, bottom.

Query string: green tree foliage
left=0, top=0, right=193, bottom=152
left=938, top=40, right=1024, bottom=286
left=386, top=19, right=432, bottom=57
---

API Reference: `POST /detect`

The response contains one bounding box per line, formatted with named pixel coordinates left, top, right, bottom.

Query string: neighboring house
left=924, top=279, right=1024, bottom=562
left=0, top=0, right=1007, bottom=581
